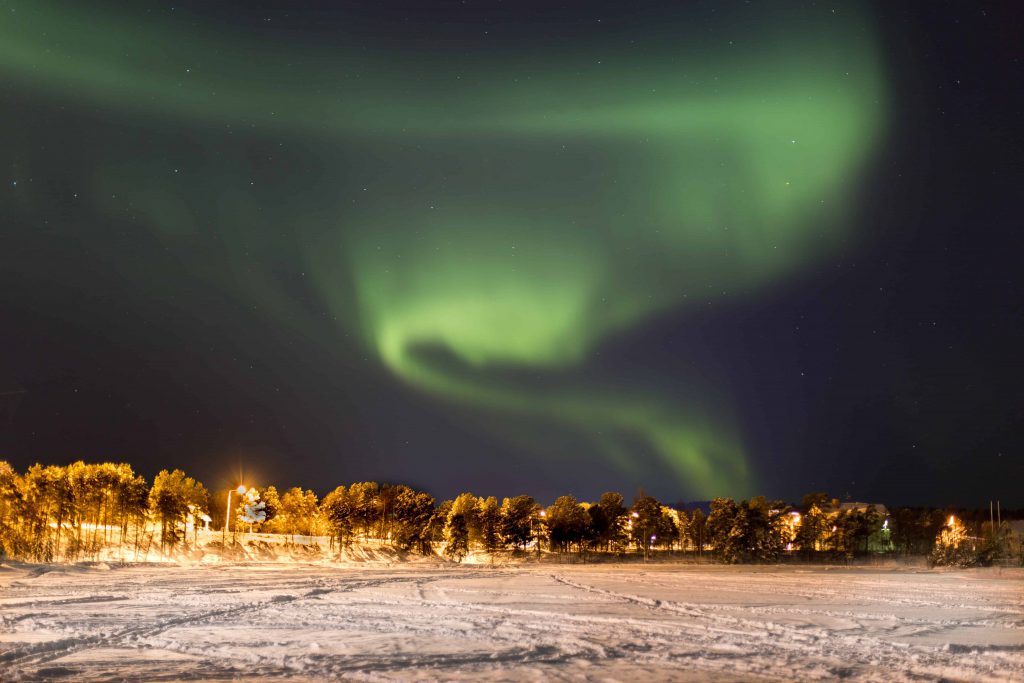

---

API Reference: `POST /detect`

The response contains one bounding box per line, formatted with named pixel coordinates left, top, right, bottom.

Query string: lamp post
left=223, top=485, right=246, bottom=548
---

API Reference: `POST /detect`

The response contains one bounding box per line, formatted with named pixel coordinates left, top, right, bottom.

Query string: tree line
left=0, top=460, right=1018, bottom=565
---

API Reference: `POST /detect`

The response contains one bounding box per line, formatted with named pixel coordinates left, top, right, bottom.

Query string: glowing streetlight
left=626, top=509, right=643, bottom=557
left=223, top=484, right=247, bottom=548
left=535, top=509, right=547, bottom=556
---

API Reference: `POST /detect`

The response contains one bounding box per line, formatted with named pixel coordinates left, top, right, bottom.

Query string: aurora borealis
left=1, top=1, right=1021, bottom=506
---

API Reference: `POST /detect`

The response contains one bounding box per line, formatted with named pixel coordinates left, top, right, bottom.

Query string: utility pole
left=223, top=489, right=233, bottom=548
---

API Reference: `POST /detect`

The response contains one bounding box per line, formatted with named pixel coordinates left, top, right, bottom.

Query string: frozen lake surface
left=1, top=561, right=1021, bottom=681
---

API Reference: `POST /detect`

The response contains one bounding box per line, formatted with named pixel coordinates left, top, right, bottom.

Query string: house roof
left=837, top=502, right=889, bottom=515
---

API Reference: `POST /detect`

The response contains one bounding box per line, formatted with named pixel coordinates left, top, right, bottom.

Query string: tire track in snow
left=612, top=572, right=1024, bottom=636
left=4, top=565, right=1022, bottom=681
left=140, top=570, right=589, bottom=679
left=614, top=570, right=1024, bottom=615
left=549, top=572, right=1024, bottom=682
left=0, top=571, right=440, bottom=680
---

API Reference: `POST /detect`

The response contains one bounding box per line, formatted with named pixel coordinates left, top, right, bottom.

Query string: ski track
left=0, top=563, right=1021, bottom=681
left=549, top=572, right=1024, bottom=681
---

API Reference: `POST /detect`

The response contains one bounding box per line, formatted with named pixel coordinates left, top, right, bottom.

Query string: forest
left=0, top=460, right=1018, bottom=567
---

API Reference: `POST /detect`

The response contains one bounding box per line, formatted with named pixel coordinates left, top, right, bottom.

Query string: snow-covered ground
left=1, top=561, right=1021, bottom=681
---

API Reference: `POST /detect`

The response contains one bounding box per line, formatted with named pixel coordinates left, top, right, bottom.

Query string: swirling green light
left=0, top=2, right=886, bottom=496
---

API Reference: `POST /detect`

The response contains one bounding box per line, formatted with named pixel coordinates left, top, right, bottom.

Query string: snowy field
left=1, top=561, right=1022, bottom=681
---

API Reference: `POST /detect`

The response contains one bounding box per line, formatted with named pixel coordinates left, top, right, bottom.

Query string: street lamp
left=532, top=507, right=548, bottom=557
left=223, top=485, right=246, bottom=548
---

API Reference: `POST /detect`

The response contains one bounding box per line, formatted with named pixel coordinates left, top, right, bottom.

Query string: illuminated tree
left=0, top=461, right=23, bottom=558
left=745, top=497, right=789, bottom=562
left=237, top=488, right=267, bottom=534
left=444, top=507, right=470, bottom=561
left=22, top=464, right=75, bottom=561
left=118, top=471, right=149, bottom=559
left=390, top=486, right=435, bottom=554
left=795, top=503, right=830, bottom=556
left=629, top=494, right=677, bottom=557
left=588, top=491, right=626, bottom=551
left=674, top=508, right=691, bottom=550
left=274, top=487, right=321, bottom=540
left=478, top=496, right=502, bottom=553
left=546, top=495, right=590, bottom=553
left=428, top=499, right=453, bottom=546
left=149, top=469, right=208, bottom=552
left=346, top=482, right=381, bottom=540
left=259, top=486, right=280, bottom=531
left=834, top=507, right=882, bottom=556
left=500, top=495, right=538, bottom=550
left=450, top=492, right=482, bottom=547
left=374, top=483, right=399, bottom=541
left=928, top=514, right=989, bottom=567
left=321, top=485, right=355, bottom=548
left=688, top=508, right=706, bottom=555
left=801, top=492, right=833, bottom=511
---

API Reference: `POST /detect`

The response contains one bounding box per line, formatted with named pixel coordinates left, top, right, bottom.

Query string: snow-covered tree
left=237, top=488, right=267, bottom=534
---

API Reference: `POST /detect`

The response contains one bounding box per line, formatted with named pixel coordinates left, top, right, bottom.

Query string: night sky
left=1, top=1, right=1021, bottom=507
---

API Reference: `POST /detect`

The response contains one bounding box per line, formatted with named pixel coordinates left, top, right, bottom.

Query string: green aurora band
left=1, top=3, right=887, bottom=496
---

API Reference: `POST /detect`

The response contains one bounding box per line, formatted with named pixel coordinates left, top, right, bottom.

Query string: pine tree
left=689, top=508, right=706, bottom=555
left=707, top=497, right=740, bottom=562
left=444, top=509, right=470, bottom=561
left=0, top=461, right=22, bottom=558
left=391, top=486, right=435, bottom=554
left=321, top=486, right=354, bottom=548
left=499, top=495, right=538, bottom=550
left=629, top=495, right=677, bottom=557
left=260, top=486, right=281, bottom=531
left=795, top=502, right=830, bottom=556
left=588, top=492, right=626, bottom=551
left=275, top=487, right=321, bottom=540
left=478, top=496, right=502, bottom=553
left=450, top=493, right=482, bottom=548
left=546, top=495, right=589, bottom=554
left=149, top=469, right=207, bottom=552
left=346, top=482, right=381, bottom=540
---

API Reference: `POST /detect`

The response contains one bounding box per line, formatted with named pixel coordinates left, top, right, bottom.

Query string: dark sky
left=1, top=1, right=1021, bottom=507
